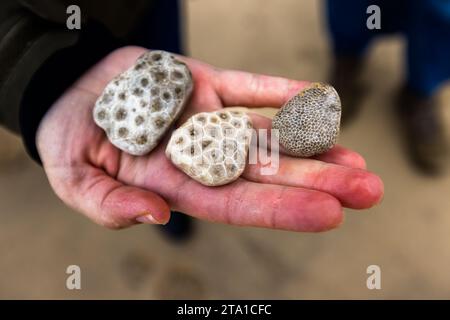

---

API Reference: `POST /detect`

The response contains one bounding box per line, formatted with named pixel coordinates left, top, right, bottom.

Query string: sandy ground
left=1, top=0, right=450, bottom=299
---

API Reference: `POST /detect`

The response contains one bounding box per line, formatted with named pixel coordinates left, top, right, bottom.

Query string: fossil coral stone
left=166, top=110, right=253, bottom=186
left=272, top=82, right=341, bottom=157
left=93, top=50, right=193, bottom=156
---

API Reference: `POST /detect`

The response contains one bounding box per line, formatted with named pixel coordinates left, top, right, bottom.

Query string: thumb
left=54, top=166, right=171, bottom=229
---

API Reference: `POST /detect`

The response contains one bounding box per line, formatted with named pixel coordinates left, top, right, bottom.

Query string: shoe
left=396, top=86, right=449, bottom=175
left=159, top=211, right=194, bottom=242
left=329, top=55, right=366, bottom=126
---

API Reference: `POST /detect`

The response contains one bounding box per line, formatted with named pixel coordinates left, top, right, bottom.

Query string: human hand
left=36, top=46, right=383, bottom=232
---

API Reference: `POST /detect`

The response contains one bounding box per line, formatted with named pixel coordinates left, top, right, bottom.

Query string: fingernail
left=136, top=213, right=161, bottom=225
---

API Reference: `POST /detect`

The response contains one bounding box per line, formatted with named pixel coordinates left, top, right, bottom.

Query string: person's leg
left=397, top=0, right=450, bottom=174
left=326, top=0, right=374, bottom=57
left=326, top=0, right=408, bottom=55
left=406, top=0, right=450, bottom=97
left=326, top=0, right=409, bottom=124
left=326, top=0, right=377, bottom=125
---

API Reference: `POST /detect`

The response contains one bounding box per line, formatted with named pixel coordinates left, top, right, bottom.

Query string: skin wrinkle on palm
left=35, top=46, right=383, bottom=232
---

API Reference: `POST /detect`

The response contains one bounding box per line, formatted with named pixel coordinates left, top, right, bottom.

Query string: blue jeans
left=326, top=0, right=450, bottom=97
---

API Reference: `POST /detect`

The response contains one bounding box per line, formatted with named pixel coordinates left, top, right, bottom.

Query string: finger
left=215, top=70, right=310, bottom=108
left=62, top=166, right=171, bottom=229
left=161, top=176, right=343, bottom=232
left=313, top=145, right=366, bottom=169
left=248, top=112, right=367, bottom=169
left=243, top=154, right=384, bottom=209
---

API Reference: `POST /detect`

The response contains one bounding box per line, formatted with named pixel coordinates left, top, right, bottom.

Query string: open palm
left=36, top=46, right=383, bottom=232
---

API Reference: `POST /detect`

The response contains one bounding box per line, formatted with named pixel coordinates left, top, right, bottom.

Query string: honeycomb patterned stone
left=166, top=110, right=253, bottom=186
left=93, top=50, right=193, bottom=155
left=272, top=82, right=341, bottom=157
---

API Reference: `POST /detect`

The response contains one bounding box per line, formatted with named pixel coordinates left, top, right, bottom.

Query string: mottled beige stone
left=166, top=110, right=253, bottom=186
left=272, top=82, right=341, bottom=157
left=93, top=50, right=193, bottom=156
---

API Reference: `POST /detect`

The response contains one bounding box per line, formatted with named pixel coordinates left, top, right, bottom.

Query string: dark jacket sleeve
left=0, top=6, right=121, bottom=163
left=19, top=19, right=122, bottom=163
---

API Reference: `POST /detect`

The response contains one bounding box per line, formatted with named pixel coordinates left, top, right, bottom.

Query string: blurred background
left=1, top=0, right=450, bottom=299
